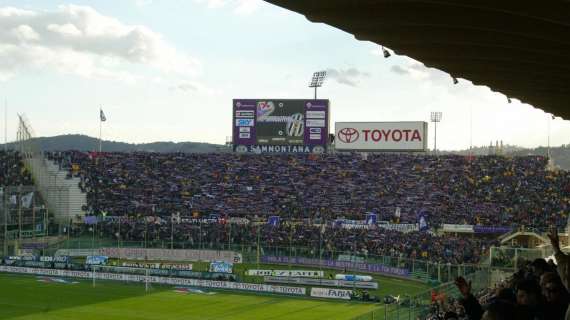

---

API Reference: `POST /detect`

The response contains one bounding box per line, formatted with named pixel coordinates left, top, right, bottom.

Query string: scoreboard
left=232, top=99, right=329, bottom=154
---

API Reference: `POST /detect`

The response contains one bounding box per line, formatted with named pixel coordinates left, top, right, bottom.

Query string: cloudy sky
left=0, top=0, right=569, bottom=150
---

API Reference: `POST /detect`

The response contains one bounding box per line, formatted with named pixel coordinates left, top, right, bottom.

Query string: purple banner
left=83, top=216, right=98, bottom=225
left=473, top=226, right=512, bottom=234
left=232, top=99, right=329, bottom=154
left=22, top=243, right=48, bottom=249
left=261, top=256, right=410, bottom=278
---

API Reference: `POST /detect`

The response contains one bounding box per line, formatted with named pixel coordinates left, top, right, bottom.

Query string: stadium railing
left=44, top=236, right=490, bottom=285
left=349, top=266, right=497, bottom=320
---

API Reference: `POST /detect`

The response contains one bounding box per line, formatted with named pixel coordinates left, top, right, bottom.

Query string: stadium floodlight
left=452, top=77, right=458, bottom=85
left=430, top=111, right=443, bottom=155
left=309, top=71, right=327, bottom=99
left=382, top=46, right=391, bottom=58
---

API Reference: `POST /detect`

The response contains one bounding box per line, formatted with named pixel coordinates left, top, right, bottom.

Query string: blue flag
left=418, top=209, right=429, bottom=231
left=365, top=213, right=377, bottom=225
left=267, top=216, right=280, bottom=227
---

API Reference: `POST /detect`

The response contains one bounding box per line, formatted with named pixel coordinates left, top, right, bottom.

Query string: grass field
left=0, top=272, right=427, bottom=320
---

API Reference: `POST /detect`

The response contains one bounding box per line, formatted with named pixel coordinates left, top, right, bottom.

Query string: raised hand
left=547, top=226, right=561, bottom=253
left=454, top=276, right=471, bottom=298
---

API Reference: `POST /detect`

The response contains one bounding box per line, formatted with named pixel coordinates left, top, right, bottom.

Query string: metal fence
left=41, top=232, right=487, bottom=285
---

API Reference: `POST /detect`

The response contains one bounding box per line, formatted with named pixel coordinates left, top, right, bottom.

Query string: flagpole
left=4, top=98, right=7, bottom=151
left=117, top=218, right=121, bottom=264
left=92, top=219, right=96, bottom=257
left=99, top=108, right=102, bottom=153
left=256, top=226, right=260, bottom=269
left=548, top=114, right=551, bottom=159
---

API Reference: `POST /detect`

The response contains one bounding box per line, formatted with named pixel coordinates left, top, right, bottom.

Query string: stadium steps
left=25, top=157, right=86, bottom=224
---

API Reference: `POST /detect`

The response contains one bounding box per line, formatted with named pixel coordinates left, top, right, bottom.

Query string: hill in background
left=444, top=144, right=570, bottom=170
left=2, top=134, right=569, bottom=169
left=1, top=134, right=227, bottom=153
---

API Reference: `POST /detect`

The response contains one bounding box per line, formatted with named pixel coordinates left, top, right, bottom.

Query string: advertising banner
left=442, top=224, right=474, bottom=233
left=261, top=256, right=409, bottom=278
left=209, top=261, right=233, bottom=274
left=377, top=223, right=419, bottom=233
left=120, top=262, right=193, bottom=271
left=86, top=256, right=108, bottom=265
left=334, top=219, right=374, bottom=230
left=233, top=99, right=329, bottom=154
left=334, top=274, right=373, bottom=282
left=247, top=270, right=324, bottom=278
left=0, top=266, right=306, bottom=296
left=40, top=256, right=71, bottom=263
left=22, top=243, right=48, bottom=249
left=335, top=122, right=428, bottom=151
left=264, top=276, right=378, bottom=289
left=337, top=255, right=365, bottom=263
left=310, top=287, right=352, bottom=300
left=473, top=226, right=512, bottom=234
left=54, top=249, right=94, bottom=257
left=55, top=248, right=242, bottom=264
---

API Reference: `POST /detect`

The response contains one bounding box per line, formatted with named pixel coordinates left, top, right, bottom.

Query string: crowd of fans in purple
left=39, top=151, right=568, bottom=265
left=47, top=151, right=570, bottom=227
left=3, top=150, right=570, bottom=265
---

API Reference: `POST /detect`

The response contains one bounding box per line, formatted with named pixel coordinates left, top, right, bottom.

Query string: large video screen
left=233, top=99, right=329, bottom=154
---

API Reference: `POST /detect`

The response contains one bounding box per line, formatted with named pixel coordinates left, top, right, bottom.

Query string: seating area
left=0, top=151, right=32, bottom=187
left=47, top=152, right=570, bottom=229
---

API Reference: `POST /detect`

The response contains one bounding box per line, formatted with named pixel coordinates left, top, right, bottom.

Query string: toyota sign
left=335, top=122, right=428, bottom=151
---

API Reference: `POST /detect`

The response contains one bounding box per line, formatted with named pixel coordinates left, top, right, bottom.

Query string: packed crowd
left=427, top=229, right=570, bottom=320
left=0, top=150, right=32, bottom=187
left=47, top=151, right=570, bottom=229
left=75, top=220, right=497, bottom=264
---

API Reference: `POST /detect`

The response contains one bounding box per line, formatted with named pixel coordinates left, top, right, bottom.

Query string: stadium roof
left=264, top=0, right=570, bottom=120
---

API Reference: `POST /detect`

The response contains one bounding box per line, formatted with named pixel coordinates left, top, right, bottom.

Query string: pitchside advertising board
left=233, top=99, right=329, bottom=154
left=335, top=122, right=428, bottom=152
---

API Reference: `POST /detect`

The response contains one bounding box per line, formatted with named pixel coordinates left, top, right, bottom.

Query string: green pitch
left=0, top=273, right=426, bottom=320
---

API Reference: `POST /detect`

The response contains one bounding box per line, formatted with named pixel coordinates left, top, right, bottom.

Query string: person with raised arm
left=547, top=226, right=570, bottom=320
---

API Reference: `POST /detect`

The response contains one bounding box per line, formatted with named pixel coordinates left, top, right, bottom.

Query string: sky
left=0, top=0, right=568, bottom=150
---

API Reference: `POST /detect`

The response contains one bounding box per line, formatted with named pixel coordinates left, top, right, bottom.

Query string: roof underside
left=264, top=0, right=570, bottom=119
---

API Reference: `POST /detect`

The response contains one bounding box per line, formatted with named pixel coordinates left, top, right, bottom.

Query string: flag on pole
left=267, top=215, right=280, bottom=227
left=100, top=109, right=107, bottom=122
left=21, top=192, right=34, bottom=209
left=417, top=209, right=429, bottom=232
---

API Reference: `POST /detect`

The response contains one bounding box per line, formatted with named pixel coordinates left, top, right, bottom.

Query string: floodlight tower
left=309, top=71, right=327, bottom=99
left=430, top=111, right=443, bottom=155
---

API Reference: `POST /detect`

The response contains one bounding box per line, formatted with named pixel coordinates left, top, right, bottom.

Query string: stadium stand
left=79, top=221, right=496, bottom=264
left=40, top=151, right=569, bottom=266
left=0, top=151, right=32, bottom=187
left=48, top=151, right=570, bottom=229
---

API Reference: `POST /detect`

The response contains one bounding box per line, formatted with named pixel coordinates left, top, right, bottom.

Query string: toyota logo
left=337, top=128, right=359, bottom=143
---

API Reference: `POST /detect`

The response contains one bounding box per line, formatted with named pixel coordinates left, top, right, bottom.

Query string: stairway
left=25, top=156, right=86, bottom=224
